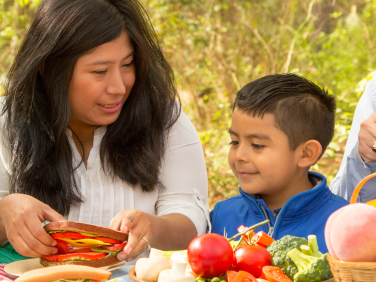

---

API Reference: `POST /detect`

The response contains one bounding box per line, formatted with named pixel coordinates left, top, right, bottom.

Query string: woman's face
left=68, top=31, right=135, bottom=129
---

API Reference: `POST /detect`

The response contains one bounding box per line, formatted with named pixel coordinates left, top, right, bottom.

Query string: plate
left=4, top=258, right=42, bottom=276
left=4, top=258, right=125, bottom=277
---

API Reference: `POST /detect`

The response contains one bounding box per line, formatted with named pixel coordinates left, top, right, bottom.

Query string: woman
left=0, top=0, right=209, bottom=262
left=330, top=75, right=376, bottom=202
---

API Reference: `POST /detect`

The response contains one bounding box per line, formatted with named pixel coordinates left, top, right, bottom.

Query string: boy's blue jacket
left=211, top=171, right=348, bottom=253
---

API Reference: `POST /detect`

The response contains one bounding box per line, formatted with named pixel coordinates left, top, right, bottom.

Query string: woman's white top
left=0, top=98, right=210, bottom=235
left=330, top=75, right=376, bottom=202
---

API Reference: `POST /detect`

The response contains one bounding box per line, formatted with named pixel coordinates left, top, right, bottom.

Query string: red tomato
left=55, top=239, right=71, bottom=254
left=233, top=245, right=272, bottom=278
left=232, top=271, right=256, bottom=282
left=42, top=252, right=106, bottom=262
left=42, top=254, right=58, bottom=261
left=261, top=266, right=292, bottom=282
left=227, top=270, right=239, bottom=282
left=188, top=234, right=233, bottom=278
left=95, top=237, right=123, bottom=244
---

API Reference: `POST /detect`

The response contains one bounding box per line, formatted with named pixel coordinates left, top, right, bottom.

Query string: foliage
left=0, top=0, right=375, bottom=208
left=145, top=0, right=376, bottom=206
left=0, top=0, right=40, bottom=94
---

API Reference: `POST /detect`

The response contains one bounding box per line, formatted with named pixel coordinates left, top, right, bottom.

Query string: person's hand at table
left=0, top=194, right=66, bottom=257
left=110, top=209, right=152, bottom=262
left=359, top=112, right=376, bottom=163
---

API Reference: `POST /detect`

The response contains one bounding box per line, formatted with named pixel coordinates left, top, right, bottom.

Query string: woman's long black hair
left=2, top=0, right=180, bottom=216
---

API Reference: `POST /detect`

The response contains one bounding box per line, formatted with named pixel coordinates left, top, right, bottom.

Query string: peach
left=325, top=203, right=376, bottom=262
left=325, top=208, right=344, bottom=259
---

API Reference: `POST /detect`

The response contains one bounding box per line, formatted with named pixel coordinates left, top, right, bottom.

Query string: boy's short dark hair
left=234, top=73, right=336, bottom=155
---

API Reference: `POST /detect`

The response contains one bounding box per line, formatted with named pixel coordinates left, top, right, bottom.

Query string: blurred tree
left=144, top=0, right=376, bottom=206
left=0, top=0, right=40, bottom=93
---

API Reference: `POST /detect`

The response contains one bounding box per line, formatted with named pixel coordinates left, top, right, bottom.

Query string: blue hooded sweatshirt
left=210, top=171, right=348, bottom=253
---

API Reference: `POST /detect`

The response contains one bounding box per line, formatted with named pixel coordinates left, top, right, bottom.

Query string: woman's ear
left=297, top=140, right=323, bottom=168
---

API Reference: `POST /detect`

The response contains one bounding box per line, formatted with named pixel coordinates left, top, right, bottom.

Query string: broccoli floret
left=300, top=245, right=314, bottom=256
left=287, top=249, right=333, bottom=282
left=266, top=235, right=308, bottom=279
left=308, top=235, right=322, bottom=257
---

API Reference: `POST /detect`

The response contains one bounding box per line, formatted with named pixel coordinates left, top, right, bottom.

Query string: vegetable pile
left=186, top=221, right=333, bottom=282
left=266, top=235, right=308, bottom=279
left=133, top=220, right=333, bottom=282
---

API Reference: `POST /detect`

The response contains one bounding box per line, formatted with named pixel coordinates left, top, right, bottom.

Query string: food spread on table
left=133, top=220, right=333, bottom=282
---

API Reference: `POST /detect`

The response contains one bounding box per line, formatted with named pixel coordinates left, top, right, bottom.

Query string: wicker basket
left=128, top=266, right=144, bottom=282
left=327, top=172, right=376, bottom=282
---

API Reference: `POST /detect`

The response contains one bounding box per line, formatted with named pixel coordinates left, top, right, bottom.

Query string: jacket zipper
left=257, top=203, right=281, bottom=238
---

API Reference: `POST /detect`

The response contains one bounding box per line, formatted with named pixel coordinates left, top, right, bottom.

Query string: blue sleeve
left=330, top=76, right=376, bottom=202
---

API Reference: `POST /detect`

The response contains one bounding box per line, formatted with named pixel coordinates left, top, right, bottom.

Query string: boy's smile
left=228, top=109, right=313, bottom=209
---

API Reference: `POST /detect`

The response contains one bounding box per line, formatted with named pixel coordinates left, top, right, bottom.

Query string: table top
left=111, top=264, right=132, bottom=282
left=110, top=266, right=335, bottom=282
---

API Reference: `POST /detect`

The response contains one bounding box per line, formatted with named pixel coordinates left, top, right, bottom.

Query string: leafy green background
left=1, top=0, right=375, bottom=208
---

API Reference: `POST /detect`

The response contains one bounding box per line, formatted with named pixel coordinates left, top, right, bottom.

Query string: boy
left=210, top=73, right=348, bottom=252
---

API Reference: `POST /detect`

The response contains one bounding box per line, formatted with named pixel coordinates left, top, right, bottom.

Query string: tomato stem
left=227, top=219, right=270, bottom=250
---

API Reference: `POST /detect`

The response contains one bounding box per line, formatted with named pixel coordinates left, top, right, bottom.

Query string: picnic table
left=111, top=264, right=132, bottom=282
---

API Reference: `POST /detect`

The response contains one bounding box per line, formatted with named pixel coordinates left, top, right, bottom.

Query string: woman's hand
left=359, top=112, right=376, bottom=163
left=0, top=194, right=66, bottom=257
left=109, top=209, right=152, bottom=262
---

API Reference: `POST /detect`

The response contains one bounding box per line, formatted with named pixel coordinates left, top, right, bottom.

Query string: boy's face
left=228, top=109, right=302, bottom=196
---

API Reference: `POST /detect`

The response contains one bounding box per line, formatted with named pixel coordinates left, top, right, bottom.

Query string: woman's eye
left=122, top=60, right=134, bottom=68
left=229, top=141, right=239, bottom=145
left=93, top=70, right=107, bottom=75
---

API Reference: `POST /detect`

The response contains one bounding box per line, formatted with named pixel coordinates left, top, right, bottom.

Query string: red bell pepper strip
left=51, top=232, right=94, bottom=240
left=227, top=270, right=239, bottom=282
left=94, top=237, right=123, bottom=244
left=42, top=252, right=106, bottom=262
left=232, top=271, right=257, bottom=282
left=261, top=266, right=292, bottom=282
left=55, top=239, right=71, bottom=254
left=251, top=231, right=275, bottom=247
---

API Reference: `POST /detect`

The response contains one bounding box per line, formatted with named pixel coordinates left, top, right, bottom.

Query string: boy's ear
left=297, top=140, right=323, bottom=168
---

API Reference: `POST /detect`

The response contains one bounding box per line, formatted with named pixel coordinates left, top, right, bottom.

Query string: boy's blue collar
left=239, top=171, right=330, bottom=218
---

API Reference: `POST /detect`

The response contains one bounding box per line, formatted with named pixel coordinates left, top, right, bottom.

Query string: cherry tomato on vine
left=188, top=233, right=233, bottom=278
left=233, top=245, right=272, bottom=278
